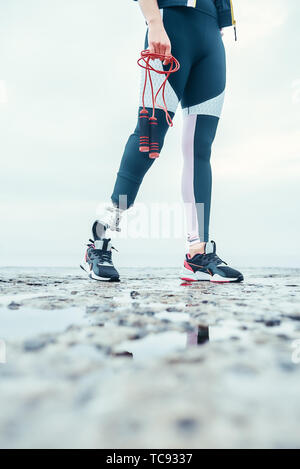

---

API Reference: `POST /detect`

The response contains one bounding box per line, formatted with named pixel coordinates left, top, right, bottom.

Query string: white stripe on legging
left=181, top=114, right=202, bottom=244
left=182, top=90, right=225, bottom=118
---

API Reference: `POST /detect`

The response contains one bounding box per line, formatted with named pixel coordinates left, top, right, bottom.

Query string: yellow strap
left=230, top=0, right=236, bottom=25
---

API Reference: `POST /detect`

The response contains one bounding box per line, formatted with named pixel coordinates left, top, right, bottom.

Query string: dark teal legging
left=111, top=6, right=226, bottom=243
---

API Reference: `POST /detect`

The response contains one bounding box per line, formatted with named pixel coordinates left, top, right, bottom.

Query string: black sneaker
left=181, top=240, right=244, bottom=283
left=80, top=237, right=119, bottom=282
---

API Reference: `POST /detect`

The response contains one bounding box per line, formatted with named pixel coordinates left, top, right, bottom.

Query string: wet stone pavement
left=0, top=267, right=300, bottom=448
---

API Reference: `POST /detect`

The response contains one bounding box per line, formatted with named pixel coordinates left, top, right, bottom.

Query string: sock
left=189, top=241, right=206, bottom=256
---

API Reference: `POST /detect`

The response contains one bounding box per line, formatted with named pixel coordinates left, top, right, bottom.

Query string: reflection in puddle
left=115, top=324, right=210, bottom=361
left=188, top=325, right=210, bottom=345
left=115, top=310, right=258, bottom=361
left=115, top=331, right=188, bottom=361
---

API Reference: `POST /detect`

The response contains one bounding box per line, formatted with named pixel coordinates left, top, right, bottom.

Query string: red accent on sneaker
left=184, top=259, right=194, bottom=271
left=180, top=277, right=197, bottom=282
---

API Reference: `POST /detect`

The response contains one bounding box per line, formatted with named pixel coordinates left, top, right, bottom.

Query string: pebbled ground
left=0, top=267, right=300, bottom=449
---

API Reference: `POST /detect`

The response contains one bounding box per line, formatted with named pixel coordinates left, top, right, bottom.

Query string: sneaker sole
left=80, top=262, right=120, bottom=282
left=180, top=269, right=243, bottom=283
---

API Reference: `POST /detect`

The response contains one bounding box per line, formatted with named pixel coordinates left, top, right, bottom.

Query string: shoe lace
left=96, top=249, right=112, bottom=264
left=87, top=238, right=118, bottom=264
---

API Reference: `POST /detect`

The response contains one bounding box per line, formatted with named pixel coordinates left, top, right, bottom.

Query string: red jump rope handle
left=139, top=109, right=150, bottom=152
left=137, top=50, right=180, bottom=158
left=149, top=117, right=160, bottom=159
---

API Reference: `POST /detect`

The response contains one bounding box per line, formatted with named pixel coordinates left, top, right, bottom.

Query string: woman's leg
left=180, top=15, right=243, bottom=283
left=181, top=15, right=226, bottom=253
left=111, top=7, right=192, bottom=210
left=111, top=107, right=171, bottom=209
left=182, top=114, right=221, bottom=245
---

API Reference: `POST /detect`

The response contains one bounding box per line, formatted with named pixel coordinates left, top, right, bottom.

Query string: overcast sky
left=0, top=0, right=299, bottom=268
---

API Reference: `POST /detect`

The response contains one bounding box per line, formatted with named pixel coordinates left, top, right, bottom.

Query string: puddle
left=115, top=315, right=300, bottom=362
left=0, top=306, right=88, bottom=341
left=0, top=292, right=51, bottom=305
left=115, top=331, right=189, bottom=361
left=114, top=314, right=262, bottom=361
left=115, top=325, right=210, bottom=361
left=66, top=344, right=104, bottom=361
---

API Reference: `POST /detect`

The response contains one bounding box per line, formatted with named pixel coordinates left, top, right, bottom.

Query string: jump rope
left=137, top=49, right=180, bottom=158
